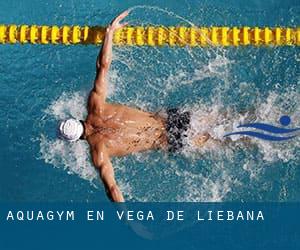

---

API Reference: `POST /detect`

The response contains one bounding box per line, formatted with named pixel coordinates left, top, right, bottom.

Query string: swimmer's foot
left=193, top=133, right=210, bottom=147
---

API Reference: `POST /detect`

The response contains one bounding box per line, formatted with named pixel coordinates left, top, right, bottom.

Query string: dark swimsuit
left=166, top=108, right=191, bottom=153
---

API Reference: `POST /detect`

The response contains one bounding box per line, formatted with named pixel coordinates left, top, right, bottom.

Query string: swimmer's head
left=57, top=118, right=84, bottom=142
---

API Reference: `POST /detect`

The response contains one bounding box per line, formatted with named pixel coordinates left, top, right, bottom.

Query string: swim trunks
left=166, top=108, right=191, bottom=153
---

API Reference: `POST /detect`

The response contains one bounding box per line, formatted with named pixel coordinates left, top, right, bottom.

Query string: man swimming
left=58, top=11, right=210, bottom=202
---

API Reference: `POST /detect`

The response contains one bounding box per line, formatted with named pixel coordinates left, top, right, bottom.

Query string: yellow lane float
left=0, top=25, right=299, bottom=46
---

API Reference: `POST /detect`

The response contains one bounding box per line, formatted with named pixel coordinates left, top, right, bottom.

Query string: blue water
left=0, top=0, right=299, bottom=202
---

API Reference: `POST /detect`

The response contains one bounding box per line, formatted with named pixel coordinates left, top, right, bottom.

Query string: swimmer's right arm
left=93, top=11, right=129, bottom=100
left=92, top=144, right=125, bottom=202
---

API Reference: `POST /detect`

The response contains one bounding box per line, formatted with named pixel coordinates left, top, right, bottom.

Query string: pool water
left=0, top=0, right=299, bottom=202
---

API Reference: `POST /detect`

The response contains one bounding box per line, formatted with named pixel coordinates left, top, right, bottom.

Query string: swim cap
left=58, top=118, right=84, bottom=142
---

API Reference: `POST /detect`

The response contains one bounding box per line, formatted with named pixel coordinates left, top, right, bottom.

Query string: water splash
left=37, top=6, right=300, bottom=202
left=39, top=89, right=300, bottom=202
left=39, top=134, right=97, bottom=184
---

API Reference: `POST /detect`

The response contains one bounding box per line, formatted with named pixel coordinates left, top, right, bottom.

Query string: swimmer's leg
left=192, top=132, right=211, bottom=147
left=190, top=115, right=216, bottom=147
left=189, top=107, right=260, bottom=149
left=192, top=133, right=254, bottom=148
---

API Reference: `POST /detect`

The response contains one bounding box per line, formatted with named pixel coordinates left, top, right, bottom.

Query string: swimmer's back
left=86, top=102, right=168, bottom=156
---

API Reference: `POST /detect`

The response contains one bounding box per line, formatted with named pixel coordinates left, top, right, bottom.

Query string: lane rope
left=0, top=25, right=299, bottom=46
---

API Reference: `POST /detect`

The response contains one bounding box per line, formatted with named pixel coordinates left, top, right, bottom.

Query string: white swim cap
left=58, top=118, right=84, bottom=142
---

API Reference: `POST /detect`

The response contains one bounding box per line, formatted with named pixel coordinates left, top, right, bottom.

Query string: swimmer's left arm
left=92, top=143, right=125, bottom=202
left=93, top=11, right=129, bottom=100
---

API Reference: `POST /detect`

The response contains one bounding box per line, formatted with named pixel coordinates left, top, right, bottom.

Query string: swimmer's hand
left=107, top=10, right=129, bottom=33
left=94, top=10, right=129, bottom=101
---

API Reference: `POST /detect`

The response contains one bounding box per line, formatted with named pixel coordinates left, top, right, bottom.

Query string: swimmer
left=58, top=11, right=210, bottom=202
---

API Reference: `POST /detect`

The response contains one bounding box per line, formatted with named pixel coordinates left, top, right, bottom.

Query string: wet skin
left=84, top=94, right=168, bottom=157
left=79, top=11, right=163, bottom=203
left=80, top=11, right=209, bottom=202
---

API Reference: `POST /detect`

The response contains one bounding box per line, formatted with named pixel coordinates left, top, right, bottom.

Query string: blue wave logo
left=224, top=116, right=300, bottom=141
